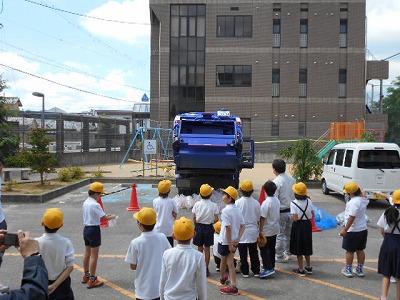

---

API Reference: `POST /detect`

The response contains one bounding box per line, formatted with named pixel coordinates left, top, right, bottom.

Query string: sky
left=0, top=0, right=399, bottom=113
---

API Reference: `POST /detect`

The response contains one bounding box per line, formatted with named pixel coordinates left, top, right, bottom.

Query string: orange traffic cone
left=97, top=197, right=109, bottom=227
left=259, top=186, right=266, bottom=205
left=127, top=184, right=140, bottom=211
left=311, top=217, right=322, bottom=232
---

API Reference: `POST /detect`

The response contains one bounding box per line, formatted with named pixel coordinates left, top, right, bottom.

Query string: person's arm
left=193, top=213, right=197, bottom=223
left=130, top=263, right=137, bottom=270
left=292, top=213, right=299, bottom=222
left=101, top=214, right=116, bottom=222
left=48, top=266, right=73, bottom=295
left=340, top=215, right=355, bottom=236
left=380, top=228, right=386, bottom=238
left=214, top=213, right=219, bottom=224
left=259, top=216, right=265, bottom=235
left=226, top=225, right=235, bottom=253
left=196, top=255, right=207, bottom=300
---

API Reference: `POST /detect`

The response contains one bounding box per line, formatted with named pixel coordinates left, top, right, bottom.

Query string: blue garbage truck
left=172, top=110, right=255, bottom=195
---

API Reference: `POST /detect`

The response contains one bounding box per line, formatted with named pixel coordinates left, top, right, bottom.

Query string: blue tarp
left=314, top=205, right=337, bottom=230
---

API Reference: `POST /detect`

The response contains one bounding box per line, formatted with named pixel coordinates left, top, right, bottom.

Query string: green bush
left=69, top=166, right=85, bottom=180
left=57, top=166, right=85, bottom=182
left=4, top=180, right=18, bottom=191
left=57, top=168, right=73, bottom=182
left=5, top=152, right=29, bottom=167
left=92, top=168, right=104, bottom=178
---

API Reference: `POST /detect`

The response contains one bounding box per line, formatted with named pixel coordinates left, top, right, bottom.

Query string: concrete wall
left=56, top=152, right=128, bottom=167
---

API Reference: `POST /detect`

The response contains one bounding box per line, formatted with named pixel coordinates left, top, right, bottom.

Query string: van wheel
left=322, top=180, right=330, bottom=195
left=344, top=193, right=351, bottom=203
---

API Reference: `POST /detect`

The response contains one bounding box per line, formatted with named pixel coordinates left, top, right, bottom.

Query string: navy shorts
left=193, top=223, right=214, bottom=247
left=218, top=243, right=231, bottom=257
left=342, top=229, right=368, bottom=252
left=83, top=226, right=101, bottom=247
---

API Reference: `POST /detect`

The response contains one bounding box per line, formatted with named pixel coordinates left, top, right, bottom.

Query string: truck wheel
left=322, top=180, right=330, bottom=195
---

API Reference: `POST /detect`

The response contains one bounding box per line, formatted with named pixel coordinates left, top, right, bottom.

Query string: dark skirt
left=378, top=233, right=400, bottom=278
left=290, top=220, right=313, bottom=256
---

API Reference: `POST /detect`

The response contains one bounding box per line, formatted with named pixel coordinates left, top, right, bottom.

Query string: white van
left=321, top=142, right=400, bottom=202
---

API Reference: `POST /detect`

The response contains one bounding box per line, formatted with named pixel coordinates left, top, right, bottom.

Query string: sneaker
left=220, top=286, right=239, bottom=295
left=87, top=277, right=104, bottom=289
left=292, top=268, right=306, bottom=277
left=390, top=276, right=396, bottom=283
left=341, top=267, right=353, bottom=278
left=220, top=274, right=229, bottom=286
left=241, top=273, right=249, bottom=278
left=352, top=267, right=365, bottom=277
left=305, top=266, right=313, bottom=274
left=81, top=275, right=90, bottom=284
left=276, top=256, right=286, bottom=263
left=259, top=269, right=275, bottom=278
left=206, top=268, right=210, bottom=277
left=216, top=266, right=220, bottom=272
left=253, top=273, right=260, bottom=277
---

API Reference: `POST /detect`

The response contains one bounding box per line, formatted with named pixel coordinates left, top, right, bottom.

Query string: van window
left=326, top=150, right=335, bottom=165
left=335, top=149, right=345, bottom=166
left=344, top=150, right=353, bottom=167
left=357, top=150, right=400, bottom=169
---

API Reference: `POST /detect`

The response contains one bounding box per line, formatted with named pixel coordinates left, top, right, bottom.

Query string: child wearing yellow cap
left=290, top=182, right=315, bottom=277
left=219, top=186, right=245, bottom=296
left=192, top=183, right=219, bottom=277
left=125, top=207, right=171, bottom=299
left=160, top=217, right=207, bottom=300
left=153, top=180, right=179, bottom=247
left=340, top=181, right=369, bottom=278
left=36, top=208, right=75, bottom=300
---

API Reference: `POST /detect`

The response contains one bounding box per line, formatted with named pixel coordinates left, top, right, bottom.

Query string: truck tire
left=322, top=180, right=331, bottom=195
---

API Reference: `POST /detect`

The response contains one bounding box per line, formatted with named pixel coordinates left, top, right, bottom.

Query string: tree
left=383, top=76, right=400, bottom=144
left=278, top=139, right=322, bottom=182
left=0, top=75, right=19, bottom=160
left=24, top=128, right=58, bottom=185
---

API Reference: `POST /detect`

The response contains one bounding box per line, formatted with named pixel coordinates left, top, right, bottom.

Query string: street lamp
left=32, top=92, right=45, bottom=128
left=379, top=52, right=400, bottom=113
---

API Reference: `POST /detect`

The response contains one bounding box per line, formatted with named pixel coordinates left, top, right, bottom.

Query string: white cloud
left=81, top=0, right=150, bottom=44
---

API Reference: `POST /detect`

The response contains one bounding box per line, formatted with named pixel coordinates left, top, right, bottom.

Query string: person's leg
left=238, top=243, right=249, bottom=275
left=198, top=245, right=204, bottom=253
left=305, top=255, right=311, bottom=268
left=268, top=235, right=277, bottom=269
left=259, top=246, right=269, bottom=270
left=356, top=250, right=365, bottom=267
left=381, top=276, right=390, bottom=299
left=227, top=253, right=237, bottom=286
left=297, top=256, right=304, bottom=270
left=89, top=246, right=100, bottom=276
left=248, top=242, right=260, bottom=275
left=220, top=255, right=228, bottom=280
left=275, top=215, right=285, bottom=259
left=204, top=246, right=210, bottom=268
left=83, top=245, right=91, bottom=275
left=214, top=255, right=221, bottom=270
left=283, top=213, right=293, bottom=257
left=345, top=251, right=355, bottom=273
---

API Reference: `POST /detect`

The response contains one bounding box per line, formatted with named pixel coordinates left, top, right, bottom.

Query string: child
left=37, top=208, right=75, bottom=300
left=192, top=183, right=219, bottom=277
left=340, top=181, right=369, bottom=278
left=160, top=217, right=207, bottom=300
left=219, top=186, right=245, bottom=295
left=125, top=207, right=171, bottom=300
left=153, top=180, right=179, bottom=247
left=259, top=180, right=280, bottom=278
left=82, top=182, right=116, bottom=288
left=290, top=182, right=314, bottom=276
left=213, top=221, right=239, bottom=273
left=377, top=189, right=400, bottom=300
left=235, top=180, right=260, bottom=277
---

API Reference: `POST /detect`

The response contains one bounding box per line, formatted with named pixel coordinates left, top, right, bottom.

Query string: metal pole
left=41, top=95, right=45, bottom=128
left=379, top=79, right=383, bottom=113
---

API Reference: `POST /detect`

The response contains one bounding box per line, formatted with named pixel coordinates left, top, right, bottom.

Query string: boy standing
left=192, top=183, right=219, bottom=277
left=160, top=217, right=207, bottom=300
left=235, top=180, right=260, bottom=277
left=37, top=208, right=75, bottom=300
left=340, top=181, right=369, bottom=278
left=153, top=180, right=179, bottom=247
left=219, top=186, right=245, bottom=296
left=125, top=207, right=171, bottom=300
left=259, top=180, right=280, bottom=278
left=82, top=182, right=116, bottom=288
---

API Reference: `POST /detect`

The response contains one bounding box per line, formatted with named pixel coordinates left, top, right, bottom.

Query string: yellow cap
left=200, top=184, right=214, bottom=197
left=90, top=182, right=105, bottom=193
left=158, top=180, right=172, bottom=194
left=42, top=208, right=64, bottom=229
left=173, top=217, right=195, bottom=241
left=240, top=180, right=254, bottom=192
left=222, top=186, right=239, bottom=200
left=213, top=221, right=222, bottom=234
left=133, top=207, right=157, bottom=225
left=343, top=181, right=359, bottom=194
left=292, top=182, right=308, bottom=196
left=393, top=189, right=400, bottom=204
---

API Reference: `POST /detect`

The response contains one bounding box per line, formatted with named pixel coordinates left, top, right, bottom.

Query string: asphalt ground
left=0, top=183, right=393, bottom=300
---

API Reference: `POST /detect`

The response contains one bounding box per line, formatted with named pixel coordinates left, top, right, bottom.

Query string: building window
left=216, top=65, right=252, bottom=87
left=273, top=19, right=281, bottom=48
left=339, top=19, right=347, bottom=48
left=300, top=19, right=308, bottom=48
left=217, top=16, right=252, bottom=37
left=340, top=3, right=348, bottom=12
left=272, top=122, right=279, bottom=136
left=299, top=69, right=307, bottom=97
left=298, top=122, right=306, bottom=136
left=339, top=69, right=347, bottom=98
left=272, top=69, right=280, bottom=97
left=300, top=3, right=308, bottom=12
left=273, top=3, right=281, bottom=12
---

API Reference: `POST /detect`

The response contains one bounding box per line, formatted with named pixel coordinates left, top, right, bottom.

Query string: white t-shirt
left=219, top=204, right=245, bottom=245
left=160, top=244, right=207, bottom=300
left=273, top=173, right=296, bottom=210
left=192, top=199, right=219, bottom=224
left=212, top=233, right=220, bottom=258
left=235, top=196, right=260, bottom=243
left=260, top=196, right=280, bottom=236
left=377, top=210, right=400, bottom=234
left=344, top=196, right=369, bottom=232
left=153, top=197, right=179, bottom=236
left=290, top=198, right=314, bottom=220
left=0, top=176, right=4, bottom=223
left=36, top=233, right=75, bottom=281
left=125, top=231, right=171, bottom=299
left=82, top=197, right=105, bottom=226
